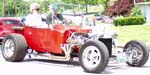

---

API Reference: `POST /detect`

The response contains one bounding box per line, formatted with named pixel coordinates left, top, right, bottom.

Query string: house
left=135, top=2, right=150, bottom=22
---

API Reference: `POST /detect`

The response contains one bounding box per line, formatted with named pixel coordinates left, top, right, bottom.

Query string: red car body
left=0, top=18, right=22, bottom=41
left=24, top=25, right=91, bottom=54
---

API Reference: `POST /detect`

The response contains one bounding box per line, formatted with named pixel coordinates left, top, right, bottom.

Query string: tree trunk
left=14, top=0, right=17, bottom=17
left=85, top=0, right=88, bottom=14
left=2, top=0, right=5, bottom=17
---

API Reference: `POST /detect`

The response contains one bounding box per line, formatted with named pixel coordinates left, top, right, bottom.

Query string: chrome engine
left=66, top=33, right=89, bottom=44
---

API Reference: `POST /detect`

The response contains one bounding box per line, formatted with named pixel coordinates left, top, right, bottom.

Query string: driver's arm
left=57, top=14, right=64, bottom=21
left=46, top=14, right=52, bottom=24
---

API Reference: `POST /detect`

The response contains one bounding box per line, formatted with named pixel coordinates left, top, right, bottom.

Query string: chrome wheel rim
left=125, top=44, right=143, bottom=64
left=3, top=39, right=15, bottom=58
left=82, top=46, right=101, bottom=69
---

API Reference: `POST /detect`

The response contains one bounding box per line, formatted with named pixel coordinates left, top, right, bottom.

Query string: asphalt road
left=1, top=50, right=150, bottom=75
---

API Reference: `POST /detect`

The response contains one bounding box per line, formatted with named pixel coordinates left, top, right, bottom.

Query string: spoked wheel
left=124, top=40, right=149, bottom=67
left=79, top=40, right=109, bottom=73
left=2, top=34, right=27, bottom=62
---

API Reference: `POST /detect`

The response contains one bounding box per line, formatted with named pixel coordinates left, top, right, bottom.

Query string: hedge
left=114, top=17, right=145, bottom=26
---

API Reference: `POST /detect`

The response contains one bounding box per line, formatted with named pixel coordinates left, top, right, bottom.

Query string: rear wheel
left=124, top=40, right=149, bottom=67
left=79, top=40, right=109, bottom=73
left=2, top=34, right=27, bottom=62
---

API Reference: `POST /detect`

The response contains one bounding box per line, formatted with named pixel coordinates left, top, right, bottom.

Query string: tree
left=2, top=0, right=5, bottom=17
left=104, top=0, right=144, bottom=17
left=145, top=0, right=150, bottom=1
left=98, top=0, right=110, bottom=9
left=1, top=0, right=111, bottom=17
left=62, top=0, right=100, bottom=14
left=1, top=0, right=30, bottom=17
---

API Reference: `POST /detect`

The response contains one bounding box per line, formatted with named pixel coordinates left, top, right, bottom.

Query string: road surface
left=0, top=49, right=150, bottom=75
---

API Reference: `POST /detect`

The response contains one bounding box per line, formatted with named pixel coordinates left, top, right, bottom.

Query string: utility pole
left=2, top=0, right=5, bottom=17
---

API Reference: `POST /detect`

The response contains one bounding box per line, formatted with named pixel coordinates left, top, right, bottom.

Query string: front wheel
left=124, top=40, right=149, bottom=67
left=79, top=40, right=109, bottom=73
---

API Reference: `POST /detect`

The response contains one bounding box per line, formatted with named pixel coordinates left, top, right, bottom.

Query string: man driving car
left=46, top=4, right=64, bottom=24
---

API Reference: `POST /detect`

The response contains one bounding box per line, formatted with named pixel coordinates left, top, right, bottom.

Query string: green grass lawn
left=113, top=25, right=150, bottom=43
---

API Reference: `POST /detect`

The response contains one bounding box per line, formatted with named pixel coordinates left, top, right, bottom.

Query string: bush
left=114, top=16, right=145, bottom=26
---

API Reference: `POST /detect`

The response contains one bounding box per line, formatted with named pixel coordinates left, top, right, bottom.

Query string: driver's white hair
left=30, top=3, right=40, bottom=12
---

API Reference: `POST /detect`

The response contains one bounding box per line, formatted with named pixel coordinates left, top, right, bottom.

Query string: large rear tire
left=2, top=34, right=27, bottom=62
left=124, top=40, right=149, bottom=67
left=79, top=40, right=109, bottom=73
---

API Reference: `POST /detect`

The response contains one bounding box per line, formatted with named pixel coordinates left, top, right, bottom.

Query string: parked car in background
left=0, top=18, right=23, bottom=42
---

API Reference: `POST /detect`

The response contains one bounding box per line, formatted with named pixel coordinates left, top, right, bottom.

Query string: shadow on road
left=21, top=57, right=150, bottom=74
left=23, top=58, right=80, bottom=66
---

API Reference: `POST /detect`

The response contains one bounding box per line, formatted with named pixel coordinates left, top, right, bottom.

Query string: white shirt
left=25, top=14, right=48, bottom=28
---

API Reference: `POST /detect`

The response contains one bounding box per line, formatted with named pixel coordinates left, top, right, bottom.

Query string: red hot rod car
left=1, top=23, right=149, bottom=73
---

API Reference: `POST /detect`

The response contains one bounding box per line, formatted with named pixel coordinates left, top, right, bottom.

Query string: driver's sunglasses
left=36, top=8, right=40, bottom=11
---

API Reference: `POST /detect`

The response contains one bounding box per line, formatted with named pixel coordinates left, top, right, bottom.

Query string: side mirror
left=0, top=20, right=3, bottom=25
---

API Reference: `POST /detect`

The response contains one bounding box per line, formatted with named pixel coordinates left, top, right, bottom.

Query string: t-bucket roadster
left=1, top=23, right=149, bottom=73
left=1, top=3, right=149, bottom=72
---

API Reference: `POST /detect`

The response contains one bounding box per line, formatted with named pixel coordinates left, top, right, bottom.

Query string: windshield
left=48, top=3, right=85, bottom=26
left=2, top=20, right=19, bottom=25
